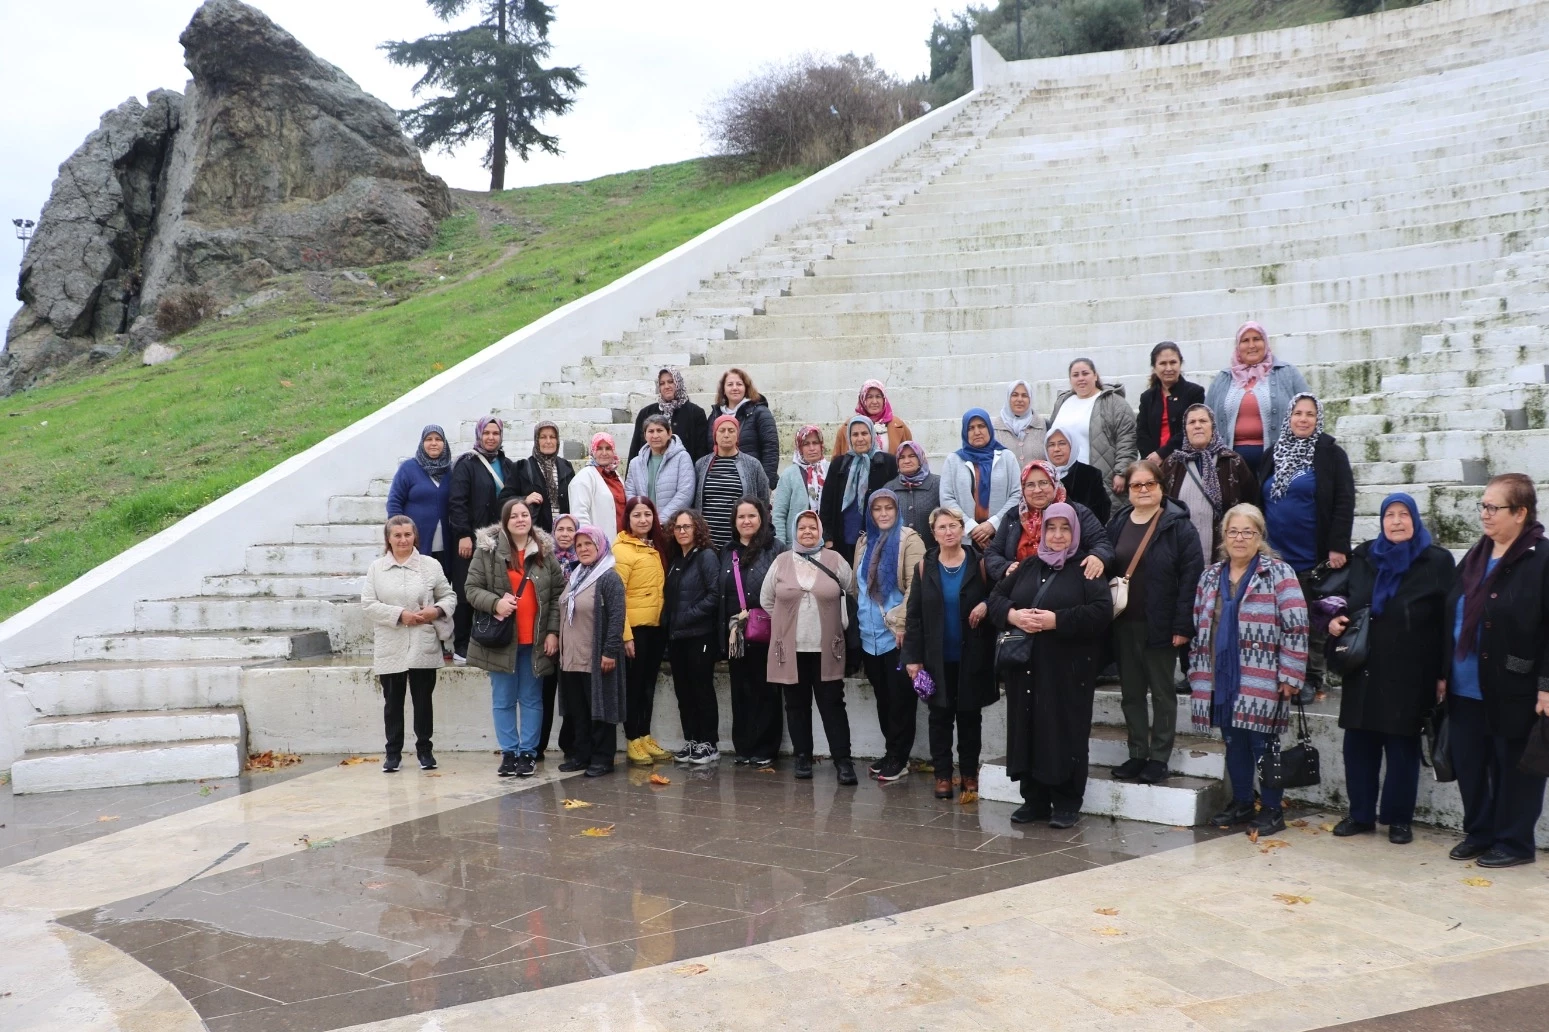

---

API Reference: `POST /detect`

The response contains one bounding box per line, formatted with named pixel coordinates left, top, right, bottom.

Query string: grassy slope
left=1187, top=0, right=1429, bottom=41
left=0, top=159, right=805, bottom=621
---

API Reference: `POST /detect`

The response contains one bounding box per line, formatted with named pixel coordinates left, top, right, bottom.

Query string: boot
left=626, top=737, right=652, bottom=766
left=641, top=736, right=674, bottom=761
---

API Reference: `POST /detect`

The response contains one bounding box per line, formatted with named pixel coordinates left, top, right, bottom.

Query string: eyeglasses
left=1128, top=480, right=1159, bottom=491
left=1478, top=503, right=1520, bottom=516
left=1225, top=529, right=1260, bottom=540
left=672, top=524, right=695, bottom=533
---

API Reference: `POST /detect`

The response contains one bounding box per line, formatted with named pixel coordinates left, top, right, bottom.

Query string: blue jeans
left=1223, top=724, right=1282, bottom=810
left=490, top=646, right=544, bottom=754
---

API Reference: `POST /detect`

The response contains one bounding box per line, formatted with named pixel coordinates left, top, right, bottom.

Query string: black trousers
left=864, top=648, right=917, bottom=764
left=559, top=671, right=617, bottom=768
left=449, top=551, right=474, bottom=655
left=381, top=669, right=436, bottom=758
left=625, top=624, right=668, bottom=740
left=668, top=632, right=720, bottom=744
left=730, top=642, right=782, bottom=759
left=1342, top=728, right=1422, bottom=825
left=1449, top=695, right=1547, bottom=859
left=926, top=661, right=982, bottom=778
left=785, top=652, right=851, bottom=761
left=539, top=673, right=575, bottom=757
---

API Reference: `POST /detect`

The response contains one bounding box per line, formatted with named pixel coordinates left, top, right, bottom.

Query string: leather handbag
left=1109, top=512, right=1161, bottom=617
left=1518, top=715, right=1549, bottom=778
left=994, top=629, right=1034, bottom=673
left=733, top=552, right=771, bottom=643
left=1304, top=560, right=1350, bottom=599
left=1326, top=606, right=1371, bottom=674
left=1423, top=705, right=1455, bottom=782
left=471, top=560, right=523, bottom=648
left=1258, top=700, right=1322, bottom=791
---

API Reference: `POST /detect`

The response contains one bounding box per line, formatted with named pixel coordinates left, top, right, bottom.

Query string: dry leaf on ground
left=561, top=798, right=594, bottom=809
left=1273, top=893, right=1313, bottom=905
left=673, top=963, right=710, bottom=976
left=1259, top=838, right=1290, bottom=854
left=423, top=771, right=443, bottom=777
left=246, top=751, right=302, bottom=771
left=1092, top=926, right=1125, bottom=936
left=958, top=790, right=979, bottom=804
left=1248, top=828, right=1260, bottom=844
left=1462, top=877, right=1493, bottom=887
left=1093, top=907, right=1119, bottom=916
left=339, top=756, right=378, bottom=766
left=96, top=815, right=120, bottom=822
left=580, top=825, right=615, bottom=837
left=649, top=773, right=671, bottom=785
left=1319, top=822, right=1337, bottom=833
left=1288, top=819, right=1308, bottom=827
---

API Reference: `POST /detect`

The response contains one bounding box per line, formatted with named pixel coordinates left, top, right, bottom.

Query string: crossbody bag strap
left=474, top=452, right=503, bottom=489
left=800, top=552, right=846, bottom=593
left=733, top=551, right=748, bottom=610
left=1123, top=511, right=1163, bottom=580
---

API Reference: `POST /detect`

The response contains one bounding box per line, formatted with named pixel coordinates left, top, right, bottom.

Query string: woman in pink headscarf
left=1204, top=321, right=1310, bottom=474
left=832, top=380, right=915, bottom=459
left=569, top=432, right=627, bottom=537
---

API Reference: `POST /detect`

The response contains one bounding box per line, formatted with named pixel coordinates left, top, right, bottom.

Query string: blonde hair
left=383, top=515, right=418, bottom=554
left=1217, top=503, right=1278, bottom=562
left=929, top=506, right=967, bottom=530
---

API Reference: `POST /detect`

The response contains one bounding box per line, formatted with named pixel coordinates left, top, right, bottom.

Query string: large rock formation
left=2, top=0, right=451, bottom=393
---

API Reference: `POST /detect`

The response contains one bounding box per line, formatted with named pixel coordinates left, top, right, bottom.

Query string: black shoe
left=750, top=756, right=775, bottom=770
left=557, top=758, right=588, bottom=773
left=1111, top=757, right=1147, bottom=780
left=868, top=759, right=883, bottom=778
left=1011, top=801, right=1051, bottom=824
left=1048, top=810, right=1080, bottom=829
left=1175, top=681, right=1193, bottom=696
left=793, top=755, right=813, bottom=780
left=876, top=758, right=908, bottom=783
left=835, top=760, right=858, bottom=786
left=1333, top=818, right=1376, bottom=837
left=1248, top=808, right=1286, bottom=836
left=734, top=756, right=752, bottom=766
left=1388, top=823, right=1413, bottom=845
left=497, top=751, right=517, bottom=777
left=1137, top=760, right=1170, bottom=784
left=515, top=752, right=537, bottom=778
left=1476, top=849, right=1533, bottom=869
left=1449, top=839, right=1490, bottom=861
left=382, top=755, right=401, bottom=773
left=584, top=763, right=614, bottom=777
left=1209, top=800, right=1256, bottom=829
left=418, top=750, right=437, bottom=771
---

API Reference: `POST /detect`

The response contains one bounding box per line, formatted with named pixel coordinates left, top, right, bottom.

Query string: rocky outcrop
left=2, top=0, right=451, bottom=394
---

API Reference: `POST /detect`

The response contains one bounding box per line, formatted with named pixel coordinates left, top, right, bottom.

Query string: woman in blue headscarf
left=941, top=408, right=1020, bottom=550
left=1327, top=493, right=1456, bottom=845
left=853, top=488, right=926, bottom=782
left=819, top=415, right=898, bottom=565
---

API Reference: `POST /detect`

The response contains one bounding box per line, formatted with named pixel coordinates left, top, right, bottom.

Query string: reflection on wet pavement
left=60, top=763, right=1226, bottom=1031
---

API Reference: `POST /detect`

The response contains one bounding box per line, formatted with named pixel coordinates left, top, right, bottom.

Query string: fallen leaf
left=96, top=815, right=120, bottom=822
left=958, top=789, right=979, bottom=804
left=1092, top=926, right=1125, bottom=936
left=339, top=756, right=378, bottom=766
left=1319, top=822, right=1337, bottom=833
left=1288, top=819, right=1308, bottom=828
left=199, top=785, right=217, bottom=796
left=423, top=771, right=443, bottom=777
left=561, top=798, right=594, bottom=809
left=1272, top=893, right=1313, bottom=905
left=1170, top=825, right=1190, bottom=831
left=432, top=362, right=445, bottom=371
left=758, top=766, right=778, bottom=774
left=580, top=825, right=615, bottom=837
left=1248, top=828, right=1260, bottom=844
left=649, top=773, right=671, bottom=785
left=245, top=751, right=302, bottom=772
left=1258, top=838, right=1290, bottom=854
left=1093, top=907, right=1119, bottom=916
left=1462, top=877, right=1493, bottom=888
left=673, top=963, right=709, bottom=976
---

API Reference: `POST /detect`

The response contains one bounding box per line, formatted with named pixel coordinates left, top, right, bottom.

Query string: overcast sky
left=1, top=0, right=956, bottom=331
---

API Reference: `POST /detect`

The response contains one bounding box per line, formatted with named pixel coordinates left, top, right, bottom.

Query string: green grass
left=1187, top=0, right=1429, bottom=40
left=0, top=159, right=806, bottom=620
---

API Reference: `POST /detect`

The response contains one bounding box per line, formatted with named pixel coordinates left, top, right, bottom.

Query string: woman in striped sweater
left=1188, top=503, right=1310, bottom=836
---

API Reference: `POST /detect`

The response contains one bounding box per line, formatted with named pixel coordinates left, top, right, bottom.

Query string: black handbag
left=1304, top=561, right=1350, bottom=599
left=1519, top=715, right=1549, bottom=778
left=994, top=629, right=1034, bottom=673
left=1326, top=606, right=1371, bottom=674
left=470, top=559, right=525, bottom=648
left=1423, top=705, right=1455, bottom=782
left=1258, top=700, right=1322, bottom=791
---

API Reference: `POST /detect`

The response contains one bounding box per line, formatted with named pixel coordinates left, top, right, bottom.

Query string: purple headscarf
left=1036, top=502, right=1082, bottom=570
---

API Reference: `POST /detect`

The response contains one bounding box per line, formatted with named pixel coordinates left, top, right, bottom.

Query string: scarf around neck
left=896, top=441, right=931, bottom=487
left=999, top=379, right=1037, bottom=439
left=565, top=525, right=615, bottom=624
left=792, top=425, right=828, bottom=506
left=414, top=424, right=452, bottom=478
left=1369, top=493, right=1431, bottom=617
left=657, top=367, right=689, bottom=421
left=1213, top=554, right=1261, bottom=728
left=794, top=510, right=826, bottom=555
left=1168, top=417, right=1229, bottom=512
left=860, top=488, right=903, bottom=606
left=1455, top=521, right=1545, bottom=658
left=1268, top=393, right=1323, bottom=501
left=841, top=416, right=877, bottom=511
left=956, top=408, right=1005, bottom=510
left=1230, top=321, right=1275, bottom=387
left=530, top=420, right=562, bottom=505
left=474, top=416, right=503, bottom=459
left=1036, top=501, right=1082, bottom=569
left=856, top=379, right=894, bottom=425
left=1017, top=460, right=1066, bottom=563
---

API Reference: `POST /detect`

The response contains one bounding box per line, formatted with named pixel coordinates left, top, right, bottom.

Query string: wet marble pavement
left=55, top=763, right=1221, bottom=1032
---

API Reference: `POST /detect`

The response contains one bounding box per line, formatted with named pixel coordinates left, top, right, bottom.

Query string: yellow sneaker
left=626, top=737, right=652, bottom=766
left=641, top=736, right=674, bottom=762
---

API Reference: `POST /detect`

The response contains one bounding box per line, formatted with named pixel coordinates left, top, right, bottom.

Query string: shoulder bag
left=1518, top=715, right=1549, bottom=778
left=800, top=552, right=862, bottom=673
left=734, top=552, right=772, bottom=642
left=1326, top=605, right=1371, bottom=674
left=1258, top=699, right=1322, bottom=791
left=1423, top=704, right=1455, bottom=782
left=994, top=562, right=1058, bottom=675
left=1305, top=560, right=1350, bottom=599
left=1109, top=511, right=1161, bottom=617
left=471, top=558, right=522, bottom=648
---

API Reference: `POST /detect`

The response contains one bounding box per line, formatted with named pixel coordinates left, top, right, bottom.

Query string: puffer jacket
left=362, top=551, right=456, bottom=675
left=1104, top=498, right=1205, bottom=650
left=663, top=546, right=723, bottom=640
left=463, top=524, right=565, bottom=677
left=624, top=435, right=696, bottom=523
left=1048, top=383, right=1136, bottom=492
left=707, top=397, right=781, bottom=481
left=612, top=532, right=665, bottom=630
left=569, top=463, right=625, bottom=538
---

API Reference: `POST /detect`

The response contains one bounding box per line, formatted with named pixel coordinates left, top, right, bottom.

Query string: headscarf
left=414, top=424, right=452, bottom=478
left=1230, top=321, right=1275, bottom=387
left=1016, top=460, right=1066, bottom=563
left=840, top=415, right=877, bottom=511
left=1167, top=404, right=1229, bottom=512
left=473, top=416, right=503, bottom=458
left=855, top=379, right=895, bottom=425
left=896, top=441, right=931, bottom=487
left=792, top=425, right=828, bottom=507
left=999, top=379, right=1037, bottom=439
left=530, top=420, right=562, bottom=507
left=860, top=489, right=903, bottom=606
left=712, top=413, right=741, bottom=451
left=1455, top=520, right=1547, bottom=659
left=657, top=367, right=689, bottom=421
left=1368, top=493, right=1432, bottom=617
left=564, top=524, right=616, bottom=623
left=955, top=408, right=1005, bottom=510
left=552, top=513, right=579, bottom=576
left=1036, top=502, right=1081, bottom=570
left=793, top=510, right=825, bottom=555
left=1044, top=429, right=1075, bottom=480
left=589, top=431, right=620, bottom=474
left=1212, top=554, right=1261, bottom=728
left=1267, top=392, right=1322, bottom=501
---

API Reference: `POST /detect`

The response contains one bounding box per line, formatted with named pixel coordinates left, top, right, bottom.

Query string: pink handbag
left=733, top=552, right=771, bottom=643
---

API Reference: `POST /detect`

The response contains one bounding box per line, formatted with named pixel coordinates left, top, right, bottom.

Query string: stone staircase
left=7, top=0, right=1549, bottom=826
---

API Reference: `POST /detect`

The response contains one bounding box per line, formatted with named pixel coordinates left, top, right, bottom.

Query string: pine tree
left=383, top=1, right=584, bottom=191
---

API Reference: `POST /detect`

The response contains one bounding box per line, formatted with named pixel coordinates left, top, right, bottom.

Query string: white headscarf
left=999, top=379, right=1037, bottom=439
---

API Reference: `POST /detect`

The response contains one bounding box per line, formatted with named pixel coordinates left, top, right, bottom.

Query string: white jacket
left=362, top=551, right=456, bottom=674
left=938, top=450, right=1021, bottom=536
left=569, top=464, right=621, bottom=538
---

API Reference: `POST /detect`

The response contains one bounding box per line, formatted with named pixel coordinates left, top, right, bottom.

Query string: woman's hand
left=494, top=592, right=517, bottom=618
left=1328, top=615, right=1349, bottom=637
left=1327, top=551, right=1347, bottom=570
left=1171, top=634, right=1189, bottom=647
left=1005, top=561, right=1020, bottom=577
left=969, top=523, right=994, bottom=547
left=458, top=536, right=474, bottom=560
left=399, top=609, right=422, bottom=626
left=625, top=640, right=636, bottom=660
left=1436, top=680, right=1447, bottom=703
left=906, top=663, right=922, bottom=679
left=1030, top=608, right=1057, bottom=631
left=526, top=491, right=543, bottom=506
left=600, top=656, right=616, bottom=674
left=1537, top=690, right=1549, bottom=717
left=968, top=602, right=988, bottom=629
left=1010, top=608, right=1039, bottom=633
left=1112, top=474, right=1127, bottom=495
left=1279, top=682, right=1298, bottom=698
left=543, top=634, right=559, bottom=657
left=893, top=628, right=905, bottom=648
left=1146, top=451, right=1162, bottom=464
left=1081, top=555, right=1105, bottom=580
left=824, top=540, right=835, bottom=550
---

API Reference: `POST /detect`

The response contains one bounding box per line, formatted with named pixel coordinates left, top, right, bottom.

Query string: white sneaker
left=452, top=654, right=468, bottom=666
left=673, top=741, right=697, bottom=763
left=689, top=743, right=720, bottom=765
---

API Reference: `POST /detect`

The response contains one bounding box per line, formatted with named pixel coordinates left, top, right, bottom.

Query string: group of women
left=363, top=322, right=1548, bottom=866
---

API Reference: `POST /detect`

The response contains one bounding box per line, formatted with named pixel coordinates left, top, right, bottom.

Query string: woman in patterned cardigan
left=1189, top=503, right=1310, bottom=836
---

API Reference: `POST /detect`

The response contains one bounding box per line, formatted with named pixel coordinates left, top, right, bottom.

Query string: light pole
left=1015, top=0, right=1023, bottom=60
left=12, top=218, right=34, bottom=257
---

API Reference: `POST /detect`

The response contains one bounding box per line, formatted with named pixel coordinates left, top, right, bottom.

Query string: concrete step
left=21, top=707, right=245, bottom=752
left=203, top=573, right=365, bottom=598
left=292, top=523, right=387, bottom=545
left=9, top=739, right=245, bottom=794
left=16, top=661, right=245, bottom=717
left=72, top=630, right=332, bottom=663
left=134, top=596, right=348, bottom=633
left=1087, top=725, right=1225, bottom=781
left=242, top=544, right=382, bottom=575
left=1349, top=458, right=1491, bottom=486
left=977, top=761, right=1228, bottom=827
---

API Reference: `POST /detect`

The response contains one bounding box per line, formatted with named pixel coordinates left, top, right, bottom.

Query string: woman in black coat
left=1136, top=341, right=1206, bottom=463
left=505, top=420, right=575, bottom=533
left=987, top=502, right=1115, bottom=829
left=1328, top=493, right=1456, bottom=845
left=1045, top=429, right=1111, bottom=524
left=1441, top=474, right=1549, bottom=868
left=705, top=368, right=781, bottom=481
left=717, top=497, right=788, bottom=767
left=663, top=508, right=727, bottom=764
left=985, top=460, right=1112, bottom=584
left=819, top=417, right=899, bottom=565
left=447, top=416, right=512, bottom=659
left=901, top=505, right=997, bottom=801
left=628, top=367, right=709, bottom=465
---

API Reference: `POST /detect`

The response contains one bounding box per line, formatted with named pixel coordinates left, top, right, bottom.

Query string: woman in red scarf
left=983, top=461, right=1112, bottom=585
left=832, top=380, right=915, bottom=459
left=570, top=432, right=627, bottom=537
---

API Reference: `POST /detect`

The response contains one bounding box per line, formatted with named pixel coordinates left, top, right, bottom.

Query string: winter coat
left=1136, top=379, right=1206, bottom=461
left=938, top=450, right=1021, bottom=537
left=1104, top=499, right=1205, bottom=650
left=707, top=398, right=781, bottom=482
left=902, top=546, right=998, bottom=712
left=1161, top=450, right=1260, bottom=559
left=992, top=413, right=1048, bottom=469
left=1059, top=462, right=1111, bottom=525
left=1337, top=542, right=1456, bottom=737
left=386, top=459, right=452, bottom=556
left=1258, top=434, right=1357, bottom=560
left=448, top=450, right=511, bottom=544
left=612, top=532, right=665, bottom=630
left=716, top=537, right=790, bottom=658
left=663, top=546, right=722, bottom=641
left=1188, top=557, right=1309, bottom=734
left=881, top=473, right=942, bottom=540
left=987, top=557, right=1113, bottom=784
left=559, top=568, right=629, bottom=725
left=569, top=464, right=626, bottom=539
left=984, top=501, right=1114, bottom=584
left=505, top=453, right=574, bottom=533
left=819, top=451, right=899, bottom=547
left=624, top=436, right=696, bottom=523
left=629, top=399, right=709, bottom=465
left=772, top=463, right=827, bottom=545
left=1444, top=532, right=1549, bottom=739
left=761, top=549, right=855, bottom=684
left=361, top=551, right=456, bottom=675
left=463, top=525, right=564, bottom=678
left=852, top=526, right=927, bottom=638
left=832, top=415, right=916, bottom=460
left=692, top=451, right=772, bottom=510
left=1048, top=384, right=1136, bottom=494
left=1205, top=360, right=1312, bottom=453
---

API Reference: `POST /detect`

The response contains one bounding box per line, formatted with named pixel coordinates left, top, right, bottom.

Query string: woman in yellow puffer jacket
left=615, top=496, right=673, bottom=764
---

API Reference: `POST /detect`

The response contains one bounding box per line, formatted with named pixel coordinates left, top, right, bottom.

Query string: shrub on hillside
left=154, top=286, right=218, bottom=337
left=701, top=53, right=927, bottom=173
left=1340, top=0, right=1385, bottom=14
